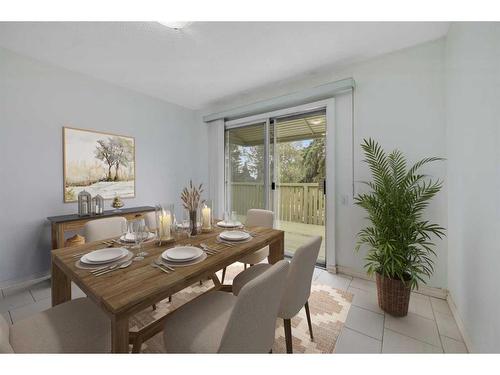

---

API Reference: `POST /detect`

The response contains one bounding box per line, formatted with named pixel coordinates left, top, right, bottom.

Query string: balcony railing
left=230, top=182, right=325, bottom=225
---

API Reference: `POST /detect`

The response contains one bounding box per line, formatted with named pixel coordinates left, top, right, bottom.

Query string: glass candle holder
left=155, top=203, right=174, bottom=244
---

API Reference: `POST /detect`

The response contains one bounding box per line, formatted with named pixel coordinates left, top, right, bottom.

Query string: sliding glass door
left=272, top=110, right=326, bottom=264
left=225, top=107, right=328, bottom=266
left=225, top=122, right=267, bottom=224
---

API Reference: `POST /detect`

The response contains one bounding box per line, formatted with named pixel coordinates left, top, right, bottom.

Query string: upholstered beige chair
left=143, top=211, right=157, bottom=231
left=0, top=298, right=110, bottom=353
left=221, top=209, right=274, bottom=283
left=83, top=216, right=127, bottom=243
left=162, top=260, right=289, bottom=353
left=232, top=235, right=322, bottom=353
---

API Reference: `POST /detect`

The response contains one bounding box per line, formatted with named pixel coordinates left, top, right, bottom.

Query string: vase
left=189, top=210, right=198, bottom=236
left=375, top=272, right=411, bottom=317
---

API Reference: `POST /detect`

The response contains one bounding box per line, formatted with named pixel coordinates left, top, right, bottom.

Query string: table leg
left=51, top=261, right=71, bottom=307
left=268, top=231, right=284, bottom=264
left=112, top=316, right=130, bottom=353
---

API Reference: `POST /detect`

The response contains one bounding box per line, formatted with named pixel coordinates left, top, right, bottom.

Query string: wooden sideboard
left=47, top=206, right=155, bottom=249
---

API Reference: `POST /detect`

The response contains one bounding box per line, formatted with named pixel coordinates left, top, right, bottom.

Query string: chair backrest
left=218, top=260, right=289, bottom=353
left=143, top=211, right=157, bottom=231
left=83, top=216, right=127, bottom=243
left=279, top=236, right=322, bottom=319
left=0, top=314, right=14, bottom=353
left=245, top=209, right=274, bottom=228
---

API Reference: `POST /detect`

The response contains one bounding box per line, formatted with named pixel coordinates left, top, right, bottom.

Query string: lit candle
left=202, top=204, right=211, bottom=230
left=159, top=210, right=172, bottom=240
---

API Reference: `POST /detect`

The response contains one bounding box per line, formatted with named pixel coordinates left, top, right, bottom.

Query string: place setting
left=152, top=243, right=219, bottom=273
left=74, top=247, right=134, bottom=276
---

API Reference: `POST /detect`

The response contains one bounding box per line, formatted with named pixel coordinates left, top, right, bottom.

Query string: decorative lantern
left=155, top=203, right=175, bottom=245
left=77, top=190, right=92, bottom=216
left=95, top=194, right=104, bottom=215
left=201, top=200, right=213, bottom=232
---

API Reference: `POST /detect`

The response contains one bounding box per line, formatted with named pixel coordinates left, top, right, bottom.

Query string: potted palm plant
left=355, top=139, right=445, bottom=316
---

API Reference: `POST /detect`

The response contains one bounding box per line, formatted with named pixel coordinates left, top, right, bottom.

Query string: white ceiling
left=0, top=22, right=450, bottom=110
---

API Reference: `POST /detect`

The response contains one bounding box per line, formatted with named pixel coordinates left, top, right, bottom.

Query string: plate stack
left=119, top=232, right=156, bottom=243
left=160, top=246, right=207, bottom=267
left=218, top=230, right=251, bottom=243
left=216, top=220, right=242, bottom=228
left=78, top=247, right=131, bottom=269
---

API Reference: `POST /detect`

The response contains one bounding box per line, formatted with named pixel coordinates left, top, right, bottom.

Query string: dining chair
left=231, top=235, right=322, bottom=353
left=220, top=208, right=274, bottom=283
left=83, top=216, right=127, bottom=243
left=0, top=298, right=110, bottom=353
left=162, top=260, right=289, bottom=353
left=143, top=211, right=157, bottom=231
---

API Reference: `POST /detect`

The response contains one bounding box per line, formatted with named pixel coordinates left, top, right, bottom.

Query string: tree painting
left=64, top=127, right=135, bottom=202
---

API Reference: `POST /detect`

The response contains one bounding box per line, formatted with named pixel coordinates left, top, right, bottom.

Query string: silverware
left=90, top=258, right=129, bottom=274
left=154, top=259, right=175, bottom=272
left=89, top=264, right=111, bottom=273
left=200, top=243, right=219, bottom=254
left=94, top=260, right=132, bottom=276
left=216, top=239, right=236, bottom=247
left=151, top=262, right=170, bottom=274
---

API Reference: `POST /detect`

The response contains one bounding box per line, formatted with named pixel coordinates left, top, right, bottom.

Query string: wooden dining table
left=51, top=225, right=284, bottom=353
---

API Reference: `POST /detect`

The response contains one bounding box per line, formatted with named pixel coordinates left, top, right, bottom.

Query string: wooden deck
left=275, top=220, right=326, bottom=263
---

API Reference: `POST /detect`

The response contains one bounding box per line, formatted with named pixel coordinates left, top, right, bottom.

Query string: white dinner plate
left=81, top=247, right=128, bottom=264
left=219, top=230, right=251, bottom=241
left=216, top=221, right=242, bottom=228
left=162, top=246, right=204, bottom=262
left=120, top=232, right=155, bottom=243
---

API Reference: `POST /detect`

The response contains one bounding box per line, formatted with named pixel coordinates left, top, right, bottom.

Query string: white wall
left=0, top=47, right=207, bottom=286
left=203, top=38, right=448, bottom=288
left=445, top=23, right=500, bottom=352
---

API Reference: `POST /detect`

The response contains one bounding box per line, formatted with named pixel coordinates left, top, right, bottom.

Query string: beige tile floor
left=0, top=269, right=467, bottom=353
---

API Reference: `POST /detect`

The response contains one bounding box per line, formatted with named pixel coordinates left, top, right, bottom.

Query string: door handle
left=271, top=182, right=276, bottom=190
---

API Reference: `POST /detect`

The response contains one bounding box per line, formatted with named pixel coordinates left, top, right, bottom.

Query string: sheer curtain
left=207, top=119, right=225, bottom=219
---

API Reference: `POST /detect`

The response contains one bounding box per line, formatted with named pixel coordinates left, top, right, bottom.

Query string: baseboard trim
left=0, top=272, right=50, bottom=291
left=447, top=292, right=473, bottom=353
left=334, top=265, right=448, bottom=300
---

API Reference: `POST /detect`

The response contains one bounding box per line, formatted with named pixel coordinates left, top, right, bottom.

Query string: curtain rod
left=203, top=78, right=355, bottom=123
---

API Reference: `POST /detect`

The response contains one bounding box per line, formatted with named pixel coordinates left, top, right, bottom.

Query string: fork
left=216, top=238, right=236, bottom=247
left=154, top=259, right=175, bottom=272
left=200, top=243, right=219, bottom=255
left=151, top=262, right=171, bottom=273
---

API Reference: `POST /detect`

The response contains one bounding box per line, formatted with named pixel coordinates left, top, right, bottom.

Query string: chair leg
left=304, top=301, right=314, bottom=340
left=244, top=263, right=247, bottom=270
left=168, top=296, right=172, bottom=303
left=152, top=304, right=157, bottom=310
left=283, top=318, right=293, bottom=354
left=199, top=280, right=203, bottom=285
left=221, top=267, right=227, bottom=283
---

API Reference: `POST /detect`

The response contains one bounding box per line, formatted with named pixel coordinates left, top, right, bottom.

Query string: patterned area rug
left=130, top=264, right=352, bottom=353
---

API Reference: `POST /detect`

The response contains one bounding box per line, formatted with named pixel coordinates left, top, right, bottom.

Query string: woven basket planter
left=375, top=272, right=411, bottom=317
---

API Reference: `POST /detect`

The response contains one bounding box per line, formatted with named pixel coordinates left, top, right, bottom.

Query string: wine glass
left=231, top=211, right=238, bottom=226
left=132, top=218, right=149, bottom=259
left=120, top=220, right=129, bottom=244
left=181, top=210, right=192, bottom=238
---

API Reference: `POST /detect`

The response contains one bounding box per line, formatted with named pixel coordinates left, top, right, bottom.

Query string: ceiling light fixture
left=309, top=119, right=323, bottom=125
left=158, top=21, right=192, bottom=30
